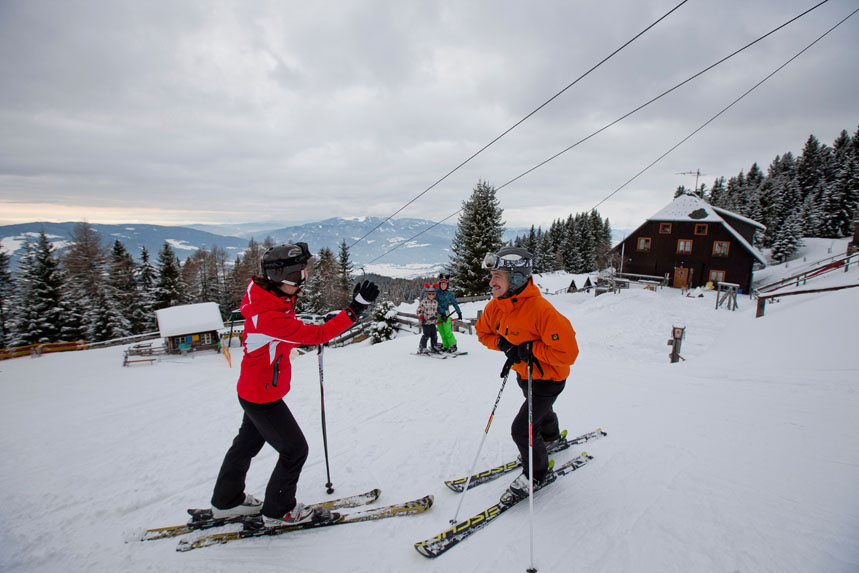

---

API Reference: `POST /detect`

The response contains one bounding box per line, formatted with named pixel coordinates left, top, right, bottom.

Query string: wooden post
left=668, top=326, right=685, bottom=363
left=755, top=297, right=766, bottom=318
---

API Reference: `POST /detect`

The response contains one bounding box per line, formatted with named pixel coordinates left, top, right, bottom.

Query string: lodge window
left=713, top=241, right=730, bottom=257
left=677, top=239, right=692, bottom=254
left=694, top=223, right=708, bottom=235
left=709, top=270, right=726, bottom=284
left=201, top=332, right=213, bottom=345
left=637, top=237, right=651, bottom=252
left=659, top=223, right=672, bottom=234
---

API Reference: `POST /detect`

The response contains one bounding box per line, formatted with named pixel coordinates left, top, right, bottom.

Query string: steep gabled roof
left=156, top=302, right=224, bottom=338
left=635, top=193, right=767, bottom=266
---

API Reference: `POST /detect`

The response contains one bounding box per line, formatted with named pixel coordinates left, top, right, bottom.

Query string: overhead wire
left=346, top=0, right=692, bottom=251
left=361, top=0, right=835, bottom=266
left=591, top=4, right=859, bottom=210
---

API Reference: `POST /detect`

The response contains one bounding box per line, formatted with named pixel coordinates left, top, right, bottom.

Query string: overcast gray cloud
left=1, top=0, right=857, bottom=237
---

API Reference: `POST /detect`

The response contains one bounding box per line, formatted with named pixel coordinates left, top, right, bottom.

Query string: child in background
left=416, top=282, right=441, bottom=354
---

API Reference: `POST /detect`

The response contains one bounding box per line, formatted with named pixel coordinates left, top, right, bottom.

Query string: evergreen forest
left=1, top=126, right=856, bottom=348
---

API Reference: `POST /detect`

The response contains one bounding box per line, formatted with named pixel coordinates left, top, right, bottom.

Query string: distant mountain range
left=0, top=218, right=530, bottom=278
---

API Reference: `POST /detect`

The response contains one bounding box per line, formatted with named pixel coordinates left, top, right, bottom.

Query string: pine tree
left=303, top=247, right=340, bottom=313
left=105, top=240, right=136, bottom=338
left=12, top=232, right=67, bottom=345
left=448, top=180, right=505, bottom=296
left=369, top=300, right=398, bottom=344
left=153, top=242, right=184, bottom=310
left=336, top=239, right=354, bottom=309
left=0, top=249, right=12, bottom=348
left=771, top=210, right=803, bottom=264
left=135, top=246, right=158, bottom=332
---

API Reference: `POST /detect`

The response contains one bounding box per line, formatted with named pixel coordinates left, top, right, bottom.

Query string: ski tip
left=597, top=427, right=607, bottom=436
left=443, top=481, right=464, bottom=493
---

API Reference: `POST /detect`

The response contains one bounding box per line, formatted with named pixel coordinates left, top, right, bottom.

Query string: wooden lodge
left=611, top=193, right=767, bottom=293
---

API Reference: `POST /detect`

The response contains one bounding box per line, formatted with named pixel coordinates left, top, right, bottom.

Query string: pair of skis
left=141, top=428, right=605, bottom=555
left=411, top=350, right=468, bottom=359
left=414, top=428, right=607, bottom=559
left=140, top=488, right=433, bottom=552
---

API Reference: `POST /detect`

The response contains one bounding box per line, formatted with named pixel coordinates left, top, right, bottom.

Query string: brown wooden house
left=611, top=193, right=767, bottom=293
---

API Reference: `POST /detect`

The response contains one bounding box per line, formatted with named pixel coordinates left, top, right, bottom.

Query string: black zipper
left=271, top=354, right=283, bottom=387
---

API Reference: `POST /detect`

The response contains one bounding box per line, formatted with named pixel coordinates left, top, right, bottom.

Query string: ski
left=411, top=352, right=449, bottom=359
left=444, top=428, right=606, bottom=492
left=415, top=453, right=594, bottom=559
left=411, top=351, right=468, bottom=360
left=140, top=488, right=381, bottom=541
left=176, top=494, right=434, bottom=552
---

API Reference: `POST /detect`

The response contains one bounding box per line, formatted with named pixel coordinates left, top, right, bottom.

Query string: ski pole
left=526, top=345, right=537, bottom=573
left=449, top=368, right=512, bottom=524
left=317, top=344, right=334, bottom=494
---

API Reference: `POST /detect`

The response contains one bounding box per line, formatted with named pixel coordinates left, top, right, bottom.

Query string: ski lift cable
left=346, top=0, right=692, bottom=252
left=362, top=0, right=835, bottom=266
left=591, top=5, right=859, bottom=211
left=492, top=0, right=831, bottom=194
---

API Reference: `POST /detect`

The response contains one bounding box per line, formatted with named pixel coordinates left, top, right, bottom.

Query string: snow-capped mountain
left=0, top=218, right=528, bottom=277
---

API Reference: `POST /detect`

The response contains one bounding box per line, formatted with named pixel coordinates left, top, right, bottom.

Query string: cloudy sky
left=1, top=0, right=857, bottom=238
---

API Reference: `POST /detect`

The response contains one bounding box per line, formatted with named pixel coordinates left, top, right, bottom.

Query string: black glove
left=456, top=311, right=463, bottom=321
left=346, top=280, right=379, bottom=320
left=498, top=340, right=543, bottom=378
left=497, top=336, right=514, bottom=353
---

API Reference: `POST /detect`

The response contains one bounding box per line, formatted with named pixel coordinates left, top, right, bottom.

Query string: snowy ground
left=1, top=239, right=857, bottom=572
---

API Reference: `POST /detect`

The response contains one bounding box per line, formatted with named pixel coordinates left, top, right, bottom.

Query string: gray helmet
left=483, top=246, right=532, bottom=295
left=262, top=242, right=313, bottom=288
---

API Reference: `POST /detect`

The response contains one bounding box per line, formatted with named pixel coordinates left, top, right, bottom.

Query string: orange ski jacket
left=476, top=278, right=578, bottom=382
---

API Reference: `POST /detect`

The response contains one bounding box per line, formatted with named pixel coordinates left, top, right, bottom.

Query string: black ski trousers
left=211, top=396, right=308, bottom=519
left=510, top=376, right=566, bottom=482
left=419, top=323, right=439, bottom=350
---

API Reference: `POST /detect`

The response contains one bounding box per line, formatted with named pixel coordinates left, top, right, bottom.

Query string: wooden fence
left=0, top=340, right=88, bottom=361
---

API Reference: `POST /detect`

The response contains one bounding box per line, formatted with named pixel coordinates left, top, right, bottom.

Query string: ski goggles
left=483, top=252, right=531, bottom=270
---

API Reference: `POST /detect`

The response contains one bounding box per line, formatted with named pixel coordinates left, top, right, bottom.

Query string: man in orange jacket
left=475, top=246, right=579, bottom=501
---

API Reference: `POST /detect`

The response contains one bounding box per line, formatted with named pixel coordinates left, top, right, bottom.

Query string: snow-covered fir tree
left=135, top=246, right=158, bottom=333
left=153, top=242, right=184, bottom=310
left=448, top=180, right=505, bottom=297
left=369, top=300, right=398, bottom=344
left=11, top=231, right=67, bottom=345
left=0, top=249, right=12, bottom=348
left=105, top=240, right=136, bottom=338
left=303, top=247, right=341, bottom=313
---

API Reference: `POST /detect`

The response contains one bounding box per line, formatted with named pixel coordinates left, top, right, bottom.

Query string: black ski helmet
left=483, top=246, right=532, bottom=296
left=261, top=242, right=313, bottom=289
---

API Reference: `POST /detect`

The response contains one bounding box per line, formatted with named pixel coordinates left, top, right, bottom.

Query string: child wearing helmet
left=435, top=273, right=463, bottom=353
left=208, top=242, right=380, bottom=529
left=475, top=246, right=579, bottom=502
left=416, top=282, right=442, bottom=354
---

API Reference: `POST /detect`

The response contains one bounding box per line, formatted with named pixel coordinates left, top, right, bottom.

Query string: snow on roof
left=155, top=302, right=224, bottom=338
left=647, top=193, right=723, bottom=223
left=645, top=193, right=767, bottom=266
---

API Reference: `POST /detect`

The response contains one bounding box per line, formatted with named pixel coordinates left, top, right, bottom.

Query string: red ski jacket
left=237, top=278, right=356, bottom=403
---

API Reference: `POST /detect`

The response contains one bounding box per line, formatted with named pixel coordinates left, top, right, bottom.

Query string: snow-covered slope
left=0, top=242, right=857, bottom=572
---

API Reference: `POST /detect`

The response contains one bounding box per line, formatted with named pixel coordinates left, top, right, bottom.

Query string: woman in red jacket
left=475, top=246, right=578, bottom=501
left=209, top=242, right=378, bottom=529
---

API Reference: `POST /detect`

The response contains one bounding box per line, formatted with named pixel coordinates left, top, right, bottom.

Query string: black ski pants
left=510, top=376, right=565, bottom=482
left=211, top=396, right=308, bottom=519
left=419, top=323, right=439, bottom=350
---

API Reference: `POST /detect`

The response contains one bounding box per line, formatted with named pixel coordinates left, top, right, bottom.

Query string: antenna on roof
left=676, top=169, right=706, bottom=195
